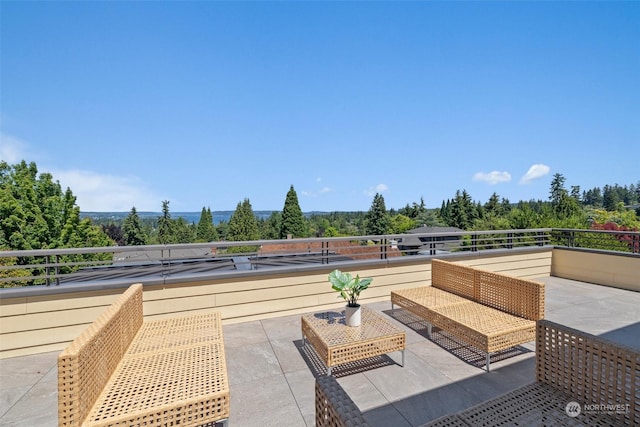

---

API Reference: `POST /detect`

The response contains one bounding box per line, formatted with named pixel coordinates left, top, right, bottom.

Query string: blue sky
left=1, top=1, right=638, bottom=212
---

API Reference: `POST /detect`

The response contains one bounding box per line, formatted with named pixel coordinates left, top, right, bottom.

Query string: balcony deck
left=1, top=275, right=639, bottom=427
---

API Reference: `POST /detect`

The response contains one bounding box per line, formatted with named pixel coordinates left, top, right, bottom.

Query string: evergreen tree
left=549, top=173, right=567, bottom=206
left=583, top=187, right=603, bottom=207
left=280, top=185, right=307, bottom=238
left=173, top=217, right=196, bottom=243
left=500, top=197, right=512, bottom=213
left=485, top=192, right=501, bottom=216
left=548, top=173, right=581, bottom=218
left=439, top=200, right=450, bottom=224
left=228, top=199, right=260, bottom=242
left=365, top=193, right=391, bottom=235
left=570, top=185, right=581, bottom=202
left=158, top=200, right=174, bottom=244
left=122, top=207, right=147, bottom=246
left=0, top=160, right=111, bottom=250
left=196, top=207, right=218, bottom=242
left=603, top=185, right=619, bottom=211
left=261, top=212, right=282, bottom=240
left=447, top=190, right=476, bottom=229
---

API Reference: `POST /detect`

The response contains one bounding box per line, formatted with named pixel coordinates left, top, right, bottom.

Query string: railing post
left=55, top=254, right=60, bottom=286
left=322, top=241, right=328, bottom=264
left=507, top=232, right=513, bottom=249
left=472, top=234, right=478, bottom=252
left=45, top=255, right=50, bottom=287
left=380, top=238, right=387, bottom=260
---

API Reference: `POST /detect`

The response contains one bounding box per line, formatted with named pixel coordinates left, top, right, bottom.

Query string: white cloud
left=520, top=164, right=550, bottom=184
left=301, top=186, right=333, bottom=198
left=472, top=171, right=511, bottom=185
left=0, top=133, right=30, bottom=163
left=52, top=169, right=160, bottom=211
left=364, top=183, right=389, bottom=196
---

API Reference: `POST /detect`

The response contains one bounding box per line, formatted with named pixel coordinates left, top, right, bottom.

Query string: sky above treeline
left=1, top=1, right=638, bottom=212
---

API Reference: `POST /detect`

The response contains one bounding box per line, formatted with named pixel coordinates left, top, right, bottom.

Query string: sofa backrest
left=58, top=283, right=144, bottom=427
left=536, top=320, right=639, bottom=426
left=431, top=259, right=476, bottom=300
left=475, top=269, right=545, bottom=320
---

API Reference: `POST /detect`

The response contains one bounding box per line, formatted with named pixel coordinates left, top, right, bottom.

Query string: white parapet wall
left=551, top=248, right=640, bottom=292
left=0, top=249, right=553, bottom=359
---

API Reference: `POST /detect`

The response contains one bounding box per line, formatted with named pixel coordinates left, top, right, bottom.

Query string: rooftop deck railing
left=0, top=228, right=637, bottom=289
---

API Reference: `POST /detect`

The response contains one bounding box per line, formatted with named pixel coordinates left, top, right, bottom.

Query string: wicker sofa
left=391, top=259, right=545, bottom=371
left=315, top=319, right=640, bottom=426
left=57, top=283, right=230, bottom=427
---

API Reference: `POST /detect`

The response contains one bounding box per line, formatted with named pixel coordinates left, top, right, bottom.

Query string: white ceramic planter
left=345, top=304, right=361, bottom=327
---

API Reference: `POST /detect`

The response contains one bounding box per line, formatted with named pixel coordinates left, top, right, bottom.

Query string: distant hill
left=80, top=211, right=332, bottom=225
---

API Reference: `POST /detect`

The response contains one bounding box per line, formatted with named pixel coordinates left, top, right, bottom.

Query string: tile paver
left=1, top=276, right=639, bottom=427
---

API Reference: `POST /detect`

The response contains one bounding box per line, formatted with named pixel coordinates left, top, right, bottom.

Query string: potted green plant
left=328, top=269, right=372, bottom=327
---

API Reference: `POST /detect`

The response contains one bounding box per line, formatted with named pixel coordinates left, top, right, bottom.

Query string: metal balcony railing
left=0, top=228, right=637, bottom=289
left=550, top=228, right=640, bottom=254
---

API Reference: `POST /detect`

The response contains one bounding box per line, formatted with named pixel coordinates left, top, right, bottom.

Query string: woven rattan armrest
left=58, top=284, right=144, bottom=427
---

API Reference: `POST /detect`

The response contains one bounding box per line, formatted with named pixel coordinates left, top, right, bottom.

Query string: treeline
left=1, top=161, right=639, bottom=254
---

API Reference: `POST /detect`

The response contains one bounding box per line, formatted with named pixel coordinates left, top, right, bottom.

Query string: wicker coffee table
left=301, top=306, right=406, bottom=375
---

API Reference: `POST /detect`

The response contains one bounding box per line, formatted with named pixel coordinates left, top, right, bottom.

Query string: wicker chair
left=58, top=283, right=230, bottom=427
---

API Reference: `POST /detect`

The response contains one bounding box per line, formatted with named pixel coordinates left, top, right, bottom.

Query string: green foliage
left=390, top=214, right=416, bottom=234
left=227, top=199, right=260, bottom=253
left=365, top=193, right=391, bottom=235
left=397, top=197, right=427, bottom=219
left=122, top=207, right=147, bottom=245
left=157, top=200, right=174, bottom=244
left=280, top=185, right=307, bottom=238
left=590, top=208, right=639, bottom=230
left=261, top=212, right=282, bottom=240
left=549, top=173, right=567, bottom=206
left=0, top=255, right=31, bottom=288
left=2, top=160, right=637, bottom=260
left=0, top=160, right=112, bottom=251
left=443, top=190, right=480, bottom=230
left=328, top=269, right=372, bottom=307
left=172, top=217, right=196, bottom=243
left=196, top=207, right=218, bottom=242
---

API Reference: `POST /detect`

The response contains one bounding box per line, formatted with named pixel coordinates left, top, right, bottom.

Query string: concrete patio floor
left=1, top=276, right=639, bottom=427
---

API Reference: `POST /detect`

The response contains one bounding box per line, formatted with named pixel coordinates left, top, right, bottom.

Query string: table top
left=301, top=306, right=405, bottom=348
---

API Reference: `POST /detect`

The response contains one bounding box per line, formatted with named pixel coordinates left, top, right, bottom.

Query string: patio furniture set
left=57, top=259, right=638, bottom=426
left=315, top=319, right=639, bottom=426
